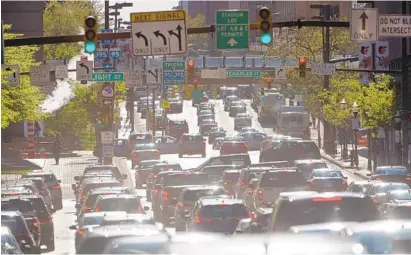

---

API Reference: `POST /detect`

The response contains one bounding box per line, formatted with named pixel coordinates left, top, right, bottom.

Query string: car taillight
left=371, top=197, right=379, bottom=204
left=342, top=180, right=348, bottom=186
left=258, top=190, right=263, bottom=200
left=179, top=141, right=184, bottom=146
left=312, top=196, right=343, bottom=202
left=248, top=189, right=254, bottom=195
left=162, top=191, right=168, bottom=201
left=77, top=229, right=85, bottom=236
left=133, top=152, right=139, bottom=158
left=82, top=205, right=88, bottom=213
left=178, top=203, right=184, bottom=208
left=195, top=216, right=212, bottom=224
left=95, top=207, right=100, bottom=212
left=154, top=151, right=160, bottom=157
left=240, top=181, right=248, bottom=187
left=39, top=217, right=52, bottom=223
left=406, top=177, right=411, bottom=180
left=50, top=184, right=60, bottom=189
left=154, top=189, right=158, bottom=195
left=81, top=193, right=86, bottom=200
left=32, top=220, right=39, bottom=228
left=375, top=177, right=381, bottom=180
left=242, top=143, right=248, bottom=151
left=248, top=212, right=254, bottom=219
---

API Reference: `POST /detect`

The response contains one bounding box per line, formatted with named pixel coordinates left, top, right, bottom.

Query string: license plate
left=324, top=183, right=334, bottom=188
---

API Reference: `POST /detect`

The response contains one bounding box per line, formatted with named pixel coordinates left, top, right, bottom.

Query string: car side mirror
left=122, top=174, right=128, bottom=180
left=144, top=206, right=150, bottom=211
left=366, top=173, right=372, bottom=177
left=71, top=184, right=77, bottom=190
left=74, top=176, right=80, bottom=181
left=69, top=225, right=77, bottom=230
left=343, top=176, right=348, bottom=179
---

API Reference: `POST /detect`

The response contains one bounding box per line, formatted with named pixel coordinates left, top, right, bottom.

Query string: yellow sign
left=162, top=99, right=170, bottom=109
left=131, top=10, right=185, bottom=22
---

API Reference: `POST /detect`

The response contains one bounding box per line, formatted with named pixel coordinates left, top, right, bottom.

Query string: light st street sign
left=76, top=61, right=93, bottom=81
left=30, top=65, right=50, bottom=84
left=351, top=9, right=378, bottom=41
left=216, top=10, right=249, bottom=50
left=226, top=70, right=260, bottom=78
left=163, top=61, right=185, bottom=85
left=379, top=15, right=411, bottom=37
left=92, top=72, right=124, bottom=82
left=201, top=68, right=227, bottom=79
left=311, top=63, right=336, bottom=75
left=130, top=10, right=187, bottom=56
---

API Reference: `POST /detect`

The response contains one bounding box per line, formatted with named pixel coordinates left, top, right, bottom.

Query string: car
left=208, top=127, right=226, bottom=144
left=75, top=178, right=121, bottom=211
left=1, top=187, right=33, bottom=198
left=93, top=194, right=149, bottom=214
left=127, top=132, right=154, bottom=153
left=306, top=168, right=348, bottom=192
left=1, top=226, right=24, bottom=254
left=233, top=167, right=274, bottom=199
left=199, top=121, right=218, bottom=136
left=2, top=179, right=40, bottom=196
left=154, top=136, right=179, bottom=154
left=234, top=113, right=252, bottom=131
left=379, top=201, right=411, bottom=220
left=235, top=207, right=272, bottom=234
left=201, top=165, right=241, bottom=184
left=224, top=95, right=239, bottom=111
left=1, top=211, right=40, bottom=254
left=229, top=102, right=247, bottom=117
left=131, top=143, right=160, bottom=168
left=212, top=137, right=225, bottom=150
left=260, top=134, right=299, bottom=152
left=173, top=186, right=225, bottom=231
left=260, top=140, right=320, bottom=162
left=178, top=133, right=206, bottom=158
left=198, top=114, right=215, bottom=126
left=100, top=213, right=154, bottom=226
left=220, top=141, right=248, bottom=155
left=294, top=159, right=328, bottom=180
left=238, top=132, right=267, bottom=151
left=197, top=102, right=215, bottom=115
left=368, top=166, right=411, bottom=186
left=146, top=163, right=184, bottom=201
left=219, top=170, right=241, bottom=196
left=185, top=196, right=252, bottom=234
left=269, top=192, right=378, bottom=232
left=365, top=182, right=410, bottom=205
left=167, top=97, right=183, bottom=113
left=21, top=171, right=63, bottom=210
left=78, top=188, right=130, bottom=217
left=346, top=181, right=374, bottom=194
left=22, top=177, right=53, bottom=212
left=134, top=160, right=166, bottom=188
left=198, top=118, right=215, bottom=128
left=76, top=165, right=126, bottom=183
left=197, top=109, right=214, bottom=123
left=166, top=119, right=189, bottom=138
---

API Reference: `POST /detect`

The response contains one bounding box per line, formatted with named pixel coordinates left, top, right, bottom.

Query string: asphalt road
left=49, top=98, right=362, bottom=254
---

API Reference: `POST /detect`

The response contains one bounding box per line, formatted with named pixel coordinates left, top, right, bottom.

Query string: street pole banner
left=359, top=42, right=373, bottom=85
left=375, top=41, right=390, bottom=71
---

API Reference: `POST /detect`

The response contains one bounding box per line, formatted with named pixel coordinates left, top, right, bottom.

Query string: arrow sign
left=359, top=12, right=368, bottom=31
left=5, top=67, right=11, bottom=71
left=154, top=30, right=167, bottom=45
left=135, top=32, right=148, bottom=47
left=168, top=25, right=183, bottom=51
left=227, top=38, right=238, bottom=47
left=148, top=68, right=159, bottom=82
left=79, top=63, right=89, bottom=74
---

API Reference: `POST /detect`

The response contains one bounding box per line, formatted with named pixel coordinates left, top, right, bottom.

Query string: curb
left=320, top=153, right=368, bottom=180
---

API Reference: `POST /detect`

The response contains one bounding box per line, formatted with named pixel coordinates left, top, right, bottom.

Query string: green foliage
left=187, top=14, right=208, bottom=53
left=1, top=25, right=46, bottom=129
left=43, top=0, right=102, bottom=60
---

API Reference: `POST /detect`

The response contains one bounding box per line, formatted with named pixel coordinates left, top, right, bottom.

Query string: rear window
left=203, top=167, right=237, bottom=175
left=183, top=189, right=224, bottom=202
left=1, top=216, right=27, bottom=234
left=139, top=161, right=162, bottom=169
left=389, top=191, right=411, bottom=200
left=130, top=134, right=152, bottom=141
left=224, top=136, right=244, bottom=142
left=301, top=142, right=321, bottom=159
left=31, top=179, right=45, bottom=190
left=376, top=168, right=408, bottom=175
left=2, top=200, right=34, bottom=213
left=373, top=184, right=410, bottom=194
left=96, top=198, right=143, bottom=214
left=153, top=164, right=182, bottom=174
left=297, top=163, right=328, bottom=172
left=77, top=236, right=126, bottom=254
left=222, top=172, right=240, bottom=181
left=311, top=170, right=343, bottom=178
left=259, top=172, right=305, bottom=187
left=23, top=174, right=57, bottom=183
left=83, top=215, right=105, bottom=226
left=135, top=144, right=157, bottom=150
left=28, top=197, right=50, bottom=218
left=164, top=174, right=208, bottom=186
left=181, top=135, right=203, bottom=142
left=272, top=197, right=377, bottom=231
left=171, top=120, right=187, bottom=127
left=201, top=204, right=248, bottom=218
left=83, top=182, right=121, bottom=195
left=391, top=206, right=411, bottom=219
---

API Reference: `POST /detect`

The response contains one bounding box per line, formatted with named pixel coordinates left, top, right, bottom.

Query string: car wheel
left=47, top=239, right=55, bottom=251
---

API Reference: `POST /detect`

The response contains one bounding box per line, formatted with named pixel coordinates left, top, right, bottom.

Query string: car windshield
left=171, top=120, right=186, bottom=126
left=130, top=134, right=152, bottom=141
left=83, top=215, right=105, bottom=226
left=182, top=135, right=203, bottom=142
left=165, top=174, right=209, bottom=186
left=23, top=174, right=57, bottom=183
left=201, top=204, right=248, bottom=218
left=373, top=183, right=410, bottom=193
left=2, top=201, right=34, bottom=213
left=312, top=170, right=343, bottom=178
left=224, top=136, right=244, bottom=142
left=183, top=189, right=224, bottom=202
left=135, top=144, right=157, bottom=150
left=153, top=164, right=182, bottom=174
left=97, top=198, right=143, bottom=213
left=376, top=168, right=408, bottom=175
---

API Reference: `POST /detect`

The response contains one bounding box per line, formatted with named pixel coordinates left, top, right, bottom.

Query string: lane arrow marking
left=227, top=38, right=238, bottom=47
left=148, top=68, right=159, bottom=82
left=79, top=63, right=89, bottom=74
left=168, top=25, right=183, bottom=51
left=135, top=32, right=148, bottom=47
left=154, top=30, right=167, bottom=45
left=359, top=12, right=368, bottom=31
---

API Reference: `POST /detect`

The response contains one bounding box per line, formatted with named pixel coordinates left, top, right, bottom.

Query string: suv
left=93, top=194, right=148, bottom=214
left=78, top=188, right=130, bottom=217
left=21, top=171, right=63, bottom=210
left=179, top=133, right=206, bottom=158
left=260, top=140, right=321, bottom=162
left=23, top=177, right=53, bottom=212
left=166, top=119, right=188, bottom=138
left=269, top=192, right=378, bottom=232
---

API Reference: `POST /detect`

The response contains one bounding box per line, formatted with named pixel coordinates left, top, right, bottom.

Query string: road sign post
left=163, top=61, right=186, bottom=85
left=351, top=9, right=378, bottom=41
left=216, top=10, right=250, bottom=50
left=130, top=10, right=187, bottom=56
left=4, top=65, right=20, bottom=85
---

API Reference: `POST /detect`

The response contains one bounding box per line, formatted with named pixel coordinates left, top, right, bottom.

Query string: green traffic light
left=260, top=33, right=272, bottom=45
left=84, top=41, right=96, bottom=53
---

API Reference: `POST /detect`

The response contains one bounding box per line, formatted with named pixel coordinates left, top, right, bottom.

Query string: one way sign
left=76, top=61, right=93, bottom=81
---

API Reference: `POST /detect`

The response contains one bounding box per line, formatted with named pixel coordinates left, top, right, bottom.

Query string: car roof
left=83, top=211, right=127, bottom=218
left=182, top=185, right=223, bottom=191
left=372, top=182, right=408, bottom=187
left=199, top=196, right=243, bottom=206
left=311, top=168, right=340, bottom=172
left=25, top=171, right=55, bottom=176
left=295, top=159, right=325, bottom=164
left=97, top=194, right=138, bottom=200
left=351, top=181, right=373, bottom=185
left=280, top=192, right=365, bottom=202
left=83, top=178, right=120, bottom=184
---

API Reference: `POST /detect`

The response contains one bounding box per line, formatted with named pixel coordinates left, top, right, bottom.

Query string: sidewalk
left=310, top=126, right=372, bottom=180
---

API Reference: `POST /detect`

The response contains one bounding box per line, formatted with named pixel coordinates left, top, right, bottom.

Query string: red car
left=166, top=119, right=189, bottom=138
left=220, top=141, right=248, bottom=155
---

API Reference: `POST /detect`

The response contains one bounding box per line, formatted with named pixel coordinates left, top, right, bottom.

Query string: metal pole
left=1, top=20, right=5, bottom=65
left=130, top=60, right=135, bottom=133
left=144, top=58, right=149, bottom=132
left=401, top=1, right=409, bottom=167
left=104, top=1, right=109, bottom=29
left=367, top=41, right=376, bottom=171
left=114, top=7, right=118, bottom=31
left=152, top=88, right=156, bottom=137
left=355, top=129, right=359, bottom=167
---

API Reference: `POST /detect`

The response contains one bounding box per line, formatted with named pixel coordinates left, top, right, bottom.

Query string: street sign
left=4, top=65, right=20, bottom=85
left=146, top=68, right=162, bottom=85
left=102, top=86, right=114, bottom=98
left=100, top=29, right=115, bottom=47
left=130, top=10, right=187, bottom=56
left=94, top=49, right=114, bottom=69
left=201, top=68, right=227, bottom=79
left=163, top=61, right=185, bottom=85
left=379, top=15, right=411, bottom=37
left=161, top=99, right=170, bottom=109
left=351, top=8, right=378, bottom=41
left=109, top=48, right=121, bottom=60
left=226, top=70, right=261, bottom=78
left=76, top=61, right=93, bottom=81
left=102, top=145, right=114, bottom=157
left=92, top=72, right=124, bottom=82
left=102, top=99, right=113, bottom=106
left=216, top=10, right=249, bottom=50
left=30, top=65, right=50, bottom=84
left=275, top=67, right=287, bottom=80
left=101, top=131, right=114, bottom=144
left=311, top=63, right=336, bottom=75
left=359, top=42, right=373, bottom=85
left=55, top=65, right=68, bottom=79
left=125, top=70, right=143, bottom=87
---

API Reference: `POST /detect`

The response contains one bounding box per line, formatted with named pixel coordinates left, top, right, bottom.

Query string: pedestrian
left=34, top=121, right=41, bottom=138
left=52, top=134, right=62, bottom=165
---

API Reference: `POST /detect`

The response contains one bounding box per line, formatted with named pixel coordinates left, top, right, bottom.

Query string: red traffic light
left=299, top=57, right=306, bottom=64
left=194, top=80, right=197, bottom=85
left=187, top=60, right=195, bottom=68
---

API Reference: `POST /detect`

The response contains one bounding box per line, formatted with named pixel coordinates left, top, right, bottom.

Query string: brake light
left=242, top=143, right=248, bottom=151
left=39, top=217, right=52, bottom=223
left=77, top=229, right=85, bottom=236
left=371, top=197, right=379, bottom=204
left=248, top=212, right=254, bottom=219
left=154, top=189, right=158, bottom=195
left=194, top=216, right=212, bottom=223
left=240, top=181, right=248, bottom=187
left=81, top=193, right=86, bottom=200
left=179, top=141, right=184, bottom=146
left=133, top=152, right=139, bottom=158
left=50, top=184, right=60, bottom=190
left=224, top=182, right=228, bottom=186
left=32, top=221, right=39, bottom=227
left=258, top=190, right=263, bottom=200
left=248, top=189, right=254, bottom=195
left=342, top=180, right=348, bottom=186
left=312, top=196, right=343, bottom=202
left=95, top=207, right=100, bottom=212
left=406, top=177, right=411, bottom=180
left=178, top=203, right=184, bottom=208
left=195, top=216, right=201, bottom=223
left=162, top=191, right=168, bottom=201
left=154, top=151, right=160, bottom=157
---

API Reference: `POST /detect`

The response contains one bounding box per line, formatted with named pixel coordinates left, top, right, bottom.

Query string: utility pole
left=104, top=1, right=109, bottom=29
left=401, top=1, right=409, bottom=167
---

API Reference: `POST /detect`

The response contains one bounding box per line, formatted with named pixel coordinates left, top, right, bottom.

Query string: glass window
left=311, top=171, right=343, bottom=178
left=135, top=144, right=157, bottom=150
left=97, top=198, right=143, bottom=214
left=183, top=189, right=224, bottom=202
left=376, top=168, right=408, bottom=175
left=200, top=204, right=248, bottom=218
left=373, top=184, right=410, bottom=194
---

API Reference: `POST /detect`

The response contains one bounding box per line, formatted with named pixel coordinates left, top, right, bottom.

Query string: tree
left=187, top=14, right=208, bottom=53
left=43, top=0, right=103, bottom=60
left=1, top=24, right=46, bottom=129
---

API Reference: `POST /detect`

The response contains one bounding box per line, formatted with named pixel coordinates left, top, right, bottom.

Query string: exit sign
left=92, top=72, right=124, bottom=82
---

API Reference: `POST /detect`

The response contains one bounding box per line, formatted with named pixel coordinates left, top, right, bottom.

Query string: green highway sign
left=163, top=61, right=186, bottom=85
left=226, top=70, right=261, bottom=78
left=92, top=72, right=124, bottom=82
left=216, top=10, right=249, bottom=50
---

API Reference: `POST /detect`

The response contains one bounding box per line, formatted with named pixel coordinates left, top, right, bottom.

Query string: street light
left=340, top=99, right=348, bottom=160
left=352, top=101, right=359, bottom=167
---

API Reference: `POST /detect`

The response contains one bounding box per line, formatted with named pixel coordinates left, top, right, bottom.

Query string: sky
left=110, top=0, right=180, bottom=24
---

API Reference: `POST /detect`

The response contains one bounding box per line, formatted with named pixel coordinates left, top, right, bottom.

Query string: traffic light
left=258, top=7, right=273, bottom=46
left=298, top=57, right=307, bottom=78
left=84, top=15, right=97, bottom=54
left=187, top=60, right=195, bottom=84
left=193, top=80, right=198, bottom=90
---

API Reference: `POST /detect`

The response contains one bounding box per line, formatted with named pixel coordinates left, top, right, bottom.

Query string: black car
left=208, top=127, right=227, bottom=144
left=260, top=140, right=321, bottom=162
